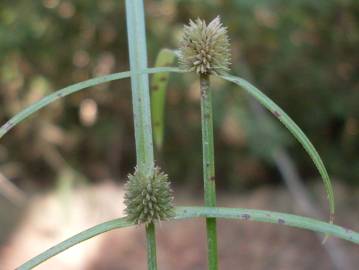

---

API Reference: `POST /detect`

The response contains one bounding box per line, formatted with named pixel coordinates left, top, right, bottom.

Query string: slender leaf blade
left=0, top=67, right=183, bottom=141
left=17, top=206, right=358, bottom=269
left=0, top=72, right=130, bottom=140
left=17, top=217, right=134, bottom=270
left=151, top=49, right=176, bottom=149
left=125, top=0, right=154, bottom=174
left=125, top=1, right=158, bottom=269
left=174, top=207, right=357, bottom=243
left=221, top=74, right=335, bottom=223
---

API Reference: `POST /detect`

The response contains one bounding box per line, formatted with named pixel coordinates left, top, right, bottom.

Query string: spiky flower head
left=179, top=16, right=231, bottom=75
left=124, top=167, right=174, bottom=225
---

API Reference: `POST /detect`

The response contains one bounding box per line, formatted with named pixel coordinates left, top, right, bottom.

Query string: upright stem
left=125, top=1, right=157, bottom=269
left=125, top=0, right=154, bottom=173
left=200, top=74, right=218, bottom=270
left=146, top=223, right=157, bottom=269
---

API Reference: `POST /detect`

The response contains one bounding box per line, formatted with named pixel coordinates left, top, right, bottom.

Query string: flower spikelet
left=179, top=16, right=231, bottom=75
left=124, top=167, right=174, bottom=225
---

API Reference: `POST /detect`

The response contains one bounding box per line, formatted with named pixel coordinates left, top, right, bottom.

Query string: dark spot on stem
left=4, top=122, right=14, bottom=131
left=206, top=162, right=210, bottom=168
left=2, top=123, right=10, bottom=130
left=278, top=218, right=285, bottom=224
left=330, top=213, right=335, bottom=223
left=241, top=214, right=250, bottom=220
left=154, top=122, right=160, bottom=127
left=152, top=85, right=159, bottom=91
left=159, top=76, right=167, bottom=82
left=201, top=89, right=207, bottom=98
left=56, top=92, right=65, bottom=98
left=273, top=111, right=281, bottom=118
left=210, top=176, right=215, bottom=181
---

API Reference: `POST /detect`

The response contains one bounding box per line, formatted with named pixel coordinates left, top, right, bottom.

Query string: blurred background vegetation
left=1, top=1, right=359, bottom=269
left=0, top=0, right=358, bottom=194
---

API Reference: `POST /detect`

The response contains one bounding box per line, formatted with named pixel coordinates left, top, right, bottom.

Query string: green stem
left=125, top=0, right=154, bottom=173
left=125, top=0, right=157, bottom=269
left=200, top=74, right=218, bottom=270
left=146, top=223, right=157, bottom=269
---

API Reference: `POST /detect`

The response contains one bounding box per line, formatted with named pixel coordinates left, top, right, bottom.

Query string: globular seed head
left=179, top=16, right=231, bottom=75
left=124, top=167, right=174, bottom=225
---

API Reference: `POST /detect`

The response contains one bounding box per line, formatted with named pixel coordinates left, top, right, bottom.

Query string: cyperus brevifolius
left=179, top=16, right=231, bottom=75
left=124, top=167, right=174, bottom=225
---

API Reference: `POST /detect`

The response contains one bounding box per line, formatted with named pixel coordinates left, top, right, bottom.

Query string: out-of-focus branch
left=273, top=148, right=353, bottom=270
left=0, top=171, right=26, bottom=206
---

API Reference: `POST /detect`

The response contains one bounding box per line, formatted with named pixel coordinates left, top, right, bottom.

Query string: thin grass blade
left=17, top=206, right=358, bottom=269
left=220, top=74, right=335, bottom=223
left=125, top=1, right=158, bottom=269
left=17, top=217, right=134, bottom=270
left=151, top=49, right=176, bottom=149
left=174, top=207, right=357, bottom=243
left=0, top=67, right=182, bottom=141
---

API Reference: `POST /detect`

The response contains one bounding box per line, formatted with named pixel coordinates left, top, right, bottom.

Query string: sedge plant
left=178, top=16, right=231, bottom=269
left=0, top=1, right=357, bottom=269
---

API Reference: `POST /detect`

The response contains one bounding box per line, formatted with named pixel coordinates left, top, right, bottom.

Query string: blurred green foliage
left=0, top=0, right=358, bottom=190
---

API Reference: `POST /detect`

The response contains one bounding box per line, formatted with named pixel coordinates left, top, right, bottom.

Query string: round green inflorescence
left=179, top=16, right=231, bottom=75
left=124, top=167, right=174, bottom=225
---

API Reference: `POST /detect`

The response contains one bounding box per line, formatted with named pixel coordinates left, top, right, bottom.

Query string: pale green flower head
left=179, top=16, right=231, bottom=75
left=124, top=167, right=174, bottom=225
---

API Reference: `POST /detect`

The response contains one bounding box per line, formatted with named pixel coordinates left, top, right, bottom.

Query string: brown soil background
left=0, top=182, right=358, bottom=270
